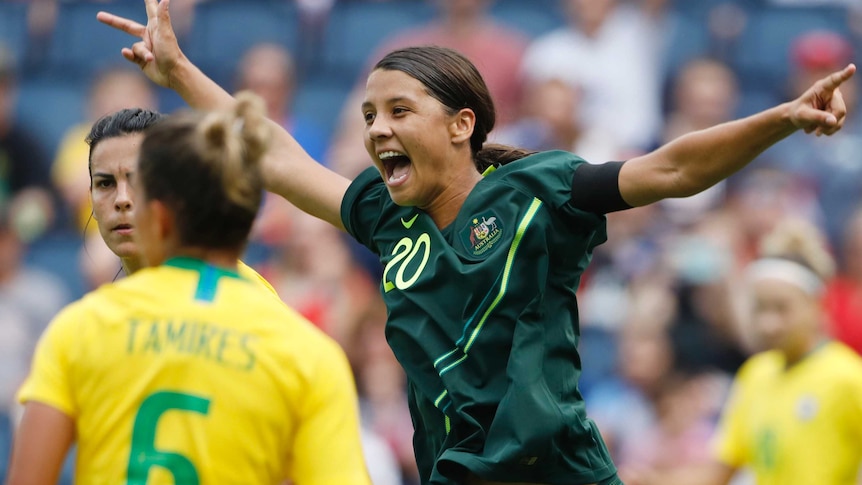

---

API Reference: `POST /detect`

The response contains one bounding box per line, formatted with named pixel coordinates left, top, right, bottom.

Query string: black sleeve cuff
left=569, top=161, right=632, bottom=214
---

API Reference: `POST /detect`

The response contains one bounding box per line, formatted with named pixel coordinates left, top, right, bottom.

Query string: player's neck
left=121, top=257, right=144, bottom=275
left=783, top=334, right=829, bottom=368
left=170, top=247, right=242, bottom=272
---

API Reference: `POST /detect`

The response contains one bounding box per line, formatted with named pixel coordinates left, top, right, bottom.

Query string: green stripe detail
left=433, top=348, right=459, bottom=368
left=164, top=257, right=241, bottom=303
left=438, top=354, right=469, bottom=375
left=433, top=198, right=544, bottom=377
left=464, top=198, right=542, bottom=353
left=445, top=415, right=451, bottom=435
left=434, top=390, right=448, bottom=408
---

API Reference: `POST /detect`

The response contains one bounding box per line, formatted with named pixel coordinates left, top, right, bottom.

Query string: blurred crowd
left=0, top=0, right=861, bottom=484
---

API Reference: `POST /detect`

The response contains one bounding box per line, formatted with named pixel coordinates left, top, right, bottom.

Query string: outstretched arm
left=619, top=63, right=856, bottom=207
left=97, top=0, right=351, bottom=230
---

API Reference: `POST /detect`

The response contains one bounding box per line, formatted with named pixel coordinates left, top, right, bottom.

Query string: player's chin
left=386, top=187, right=418, bottom=208
left=109, top=240, right=139, bottom=260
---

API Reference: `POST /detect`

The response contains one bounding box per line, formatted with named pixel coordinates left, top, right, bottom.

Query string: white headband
left=746, top=258, right=824, bottom=296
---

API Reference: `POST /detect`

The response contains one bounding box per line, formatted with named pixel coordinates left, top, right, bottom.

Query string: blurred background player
left=632, top=219, right=862, bottom=485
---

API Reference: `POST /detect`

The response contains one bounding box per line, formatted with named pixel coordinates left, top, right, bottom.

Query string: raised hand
left=788, top=63, right=856, bottom=136
left=96, top=0, right=182, bottom=88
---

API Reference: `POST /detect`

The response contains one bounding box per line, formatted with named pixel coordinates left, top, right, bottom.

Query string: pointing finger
left=97, top=11, right=146, bottom=37
left=819, top=63, right=857, bottom=93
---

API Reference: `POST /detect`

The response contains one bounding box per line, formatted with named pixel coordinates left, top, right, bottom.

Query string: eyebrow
left=361, top=96, right=413, bottom=110
left=91, top=172, right=116, bottom=179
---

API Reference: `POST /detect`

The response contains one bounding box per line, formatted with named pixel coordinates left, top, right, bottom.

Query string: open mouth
left=379, top=151, right=411, bottom=184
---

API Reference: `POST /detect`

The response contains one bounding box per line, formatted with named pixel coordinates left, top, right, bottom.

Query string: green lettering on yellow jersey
left=127, top=319, right=257, bottom=371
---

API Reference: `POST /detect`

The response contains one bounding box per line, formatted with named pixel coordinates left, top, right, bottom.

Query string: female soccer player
left=628, top=220, right=862, bottom=485
left=85, top=106, right=276, bottom=291
left=7, top=94, right=371, bottom=485
left=708, top=219, right=862, bottom=485
left=98, top=2, right=856, bottom=483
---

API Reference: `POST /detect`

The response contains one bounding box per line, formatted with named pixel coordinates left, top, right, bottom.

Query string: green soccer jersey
left=342, top=150, right=617, bottom=485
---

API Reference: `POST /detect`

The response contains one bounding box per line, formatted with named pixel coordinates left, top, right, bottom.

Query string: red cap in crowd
left=791, top=30, right=854, bottom=70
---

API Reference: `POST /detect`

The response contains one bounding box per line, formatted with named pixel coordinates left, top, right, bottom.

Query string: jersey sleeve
left=341, top=167, right=388, bottom=255
left=500, top=151, right=609, bottom=248
left=16, top=303, right=83, bottom=418
left=711, top=365, right=753, bottom=468
left=290, top=339, right=371, bottom=485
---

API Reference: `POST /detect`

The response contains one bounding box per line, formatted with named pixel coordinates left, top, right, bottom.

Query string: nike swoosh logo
left=401, top=214, right=419, bottom=229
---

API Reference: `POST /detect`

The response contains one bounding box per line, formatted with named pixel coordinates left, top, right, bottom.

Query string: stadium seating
left=315, top=1, right=434, bottom=81
left=184, top=0, right=301, bottom=89
left=292, top=76, right=353, bottom=146
left=732, top=5, right=851, bottom=93
left=488, top=0, right=565, bottom=39
left=14, top=75, right=86, bottom=161
left=44, top=1, right=147, bottom=77
left=0, top=2, right=29, bottom=72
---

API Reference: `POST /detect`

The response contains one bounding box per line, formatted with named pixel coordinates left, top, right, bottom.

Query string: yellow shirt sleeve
left=17, top=304, right=83, bottom=418
left=290, top=338, right=371, bottom=485
left=712, top=361, right=754, bottom=468
left=237, top=260, right=279, bottom=298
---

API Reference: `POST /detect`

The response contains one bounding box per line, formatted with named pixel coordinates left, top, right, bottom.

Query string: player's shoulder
left=43, top=288, right=109, bottom=340
left=819, top=341, right=862, bottom=379
left=734, top=350, right=783, bottom=383
left=489, top=150, right=585, bottom=178
left=232, top=284, right=345, bottom=357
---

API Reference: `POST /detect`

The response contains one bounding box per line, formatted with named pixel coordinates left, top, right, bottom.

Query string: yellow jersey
left=713, top=341, right=862, bottom=485
left=18, top=257, right=371, bottom=485
left=237, top=259, right=278, bottom=296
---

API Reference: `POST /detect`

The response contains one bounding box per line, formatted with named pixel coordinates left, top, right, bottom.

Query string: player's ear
left=449, top=108, right=475, bottom=144
left=151, top=200, right=175, bottom=240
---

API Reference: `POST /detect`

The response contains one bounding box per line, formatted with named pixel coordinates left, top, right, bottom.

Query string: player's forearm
left=656, top=103, right=797, bottom=196
left=263, top=129, right=350, bottom=230
left=169, top=57, right=236, bottom=111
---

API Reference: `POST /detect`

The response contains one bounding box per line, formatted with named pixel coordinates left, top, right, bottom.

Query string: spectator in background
left=0, top=44, right=55, bottom=241
left=652, top=58, right=739, bottom=226
left=255, top=203, right=380, bottom=346
left=587, top=265, right=730, bottom=483
left=326, top=0, right=529, bottom=178
left=586, top=284, right=678, bottom=467
left=235, top=42, right=328, bottom=162
left=0, top=201, right=70, bottom=480
left=51, top=66, right=156, bottom=233
left=520, top=0, right=668, bottom=160
left=491, top=78, right=580, bottom=152
left=760, top=30, right=861, bottom=250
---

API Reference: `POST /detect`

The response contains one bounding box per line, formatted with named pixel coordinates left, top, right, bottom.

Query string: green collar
left=164, top=257, right=242, bottom=302
left=164, top=256, right=241, bottom=279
